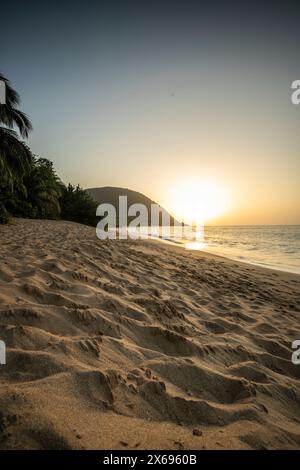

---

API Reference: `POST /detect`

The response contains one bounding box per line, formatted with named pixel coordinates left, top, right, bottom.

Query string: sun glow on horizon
left=168, top=179, right=230, bottom=224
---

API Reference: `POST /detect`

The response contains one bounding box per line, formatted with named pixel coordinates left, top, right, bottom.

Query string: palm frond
left=0, top=73, right=32, bottom=136
left=0, top=73, right=20, bottom=107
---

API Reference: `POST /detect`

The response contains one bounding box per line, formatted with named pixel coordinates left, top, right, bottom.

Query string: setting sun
left=168, top=180, right=230, bottom=224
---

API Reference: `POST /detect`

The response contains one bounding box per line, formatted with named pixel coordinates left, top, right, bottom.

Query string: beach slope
left=0, top=219, right=299, bottom=449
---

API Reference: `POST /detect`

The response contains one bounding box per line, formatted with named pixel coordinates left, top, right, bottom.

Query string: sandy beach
left=0, top=218, right=299, bottom=450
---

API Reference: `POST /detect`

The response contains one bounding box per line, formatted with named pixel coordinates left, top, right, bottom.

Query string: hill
left=86, top=186, right=179, bottom=226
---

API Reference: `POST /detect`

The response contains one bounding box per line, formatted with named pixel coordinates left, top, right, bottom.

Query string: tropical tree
left=0, top=74, right=98, bottom=226
left=25, top=158, right=62, bottom=219
left=0, top=74, right=32, bottom=137
left=59, top=184, right=98, bottom=226
left=0, top=73, right=33, bottom=222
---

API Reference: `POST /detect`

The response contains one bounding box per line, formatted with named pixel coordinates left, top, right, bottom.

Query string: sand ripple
left=0, top=219, right=300, bottom=449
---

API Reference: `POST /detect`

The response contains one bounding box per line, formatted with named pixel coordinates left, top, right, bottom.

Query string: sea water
left=147, top=225, right=300, bottom=274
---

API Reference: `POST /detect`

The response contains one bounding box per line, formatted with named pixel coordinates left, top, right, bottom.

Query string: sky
left=1, top=0, right=300, bottom=224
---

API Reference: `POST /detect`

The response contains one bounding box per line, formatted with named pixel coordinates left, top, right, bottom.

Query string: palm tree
left=0, top=74, right=33, bottom=221
left=25, top=158, right=62, bottom=219
left=0, top=128, right=32, bottom=188
left=0, top=73, right=32, bottom=137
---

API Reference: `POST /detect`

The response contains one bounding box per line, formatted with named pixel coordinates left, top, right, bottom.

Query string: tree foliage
left=0, top=74, right=33, bottom=222
left=0, top=74, right=98, bottom=226
left=59, top=184, right=98, bottom=226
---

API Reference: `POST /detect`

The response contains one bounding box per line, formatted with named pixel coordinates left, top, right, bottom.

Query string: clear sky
left=1, top=0, right=300, bottom=224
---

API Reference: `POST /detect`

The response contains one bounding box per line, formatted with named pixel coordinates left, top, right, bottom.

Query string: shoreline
left=196, top=247, right=300, bottom=276
left=146, top=234, right=300, bottom=277
left=148, top=235, right=300, bottom=278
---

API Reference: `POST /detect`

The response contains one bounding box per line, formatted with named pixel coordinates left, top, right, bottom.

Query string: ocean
left=145, top=225, right=300, bottom=274
left=197, top=225, right=300, bottom=274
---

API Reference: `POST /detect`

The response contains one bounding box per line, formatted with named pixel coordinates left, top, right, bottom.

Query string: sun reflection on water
left=185, top=241, right=206, bottom=250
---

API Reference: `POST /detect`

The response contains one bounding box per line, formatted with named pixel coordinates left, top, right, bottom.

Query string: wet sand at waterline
left=0, top=219, right=300, bottom=449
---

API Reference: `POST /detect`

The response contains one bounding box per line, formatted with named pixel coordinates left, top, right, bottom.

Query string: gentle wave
left=147, top=225, right=300, bottom=275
